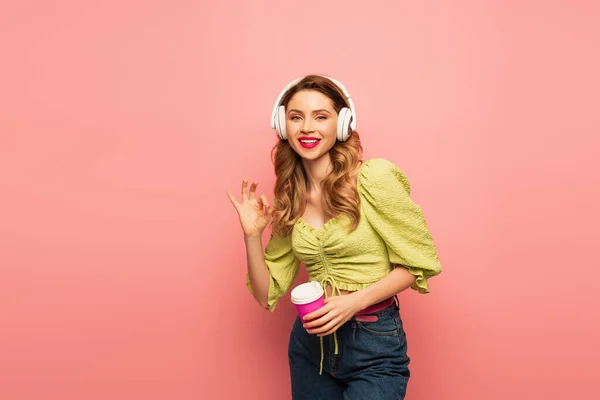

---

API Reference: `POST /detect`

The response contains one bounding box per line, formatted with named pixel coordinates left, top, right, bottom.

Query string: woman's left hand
left=303, top=293, right=363, bottom=337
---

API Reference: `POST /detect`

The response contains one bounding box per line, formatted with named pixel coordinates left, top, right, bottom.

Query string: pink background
left=1, top=1, right=598, bottom=399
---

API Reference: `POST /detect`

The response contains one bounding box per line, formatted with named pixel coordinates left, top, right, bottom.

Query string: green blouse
left=246, top=158, right=442, bottom=312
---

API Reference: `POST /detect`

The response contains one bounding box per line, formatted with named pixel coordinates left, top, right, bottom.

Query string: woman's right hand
left=227, top=179, right=272, bottom=238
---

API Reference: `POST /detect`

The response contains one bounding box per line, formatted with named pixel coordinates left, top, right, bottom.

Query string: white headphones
left=270, top=75, right=357, bottom=142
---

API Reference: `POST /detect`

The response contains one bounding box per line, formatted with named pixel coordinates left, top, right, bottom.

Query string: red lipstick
left=299, top=136, right=321, bottom=149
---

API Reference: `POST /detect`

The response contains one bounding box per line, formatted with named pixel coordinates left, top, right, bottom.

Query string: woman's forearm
left=244, top=235, right=271, bottom=309
left=353, top=265, right=417, bottom=310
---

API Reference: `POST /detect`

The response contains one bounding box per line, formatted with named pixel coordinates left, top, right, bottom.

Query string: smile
left=299, top=137, right=321, bottom=149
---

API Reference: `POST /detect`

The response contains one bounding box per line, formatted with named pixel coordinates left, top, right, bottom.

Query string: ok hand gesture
left=227, top=179, right=272, bottom=238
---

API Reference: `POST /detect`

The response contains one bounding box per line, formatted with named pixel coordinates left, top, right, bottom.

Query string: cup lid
left=291, top=281, right=324, bottom=304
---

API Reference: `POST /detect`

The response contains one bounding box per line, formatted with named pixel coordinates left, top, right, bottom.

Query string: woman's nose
left=301, top=118, right=314, bottom=132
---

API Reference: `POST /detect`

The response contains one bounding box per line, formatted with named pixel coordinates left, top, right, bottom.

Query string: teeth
left=300, top=140, right=318, bottom=144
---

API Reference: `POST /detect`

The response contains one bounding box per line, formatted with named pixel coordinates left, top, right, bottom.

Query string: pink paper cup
left=291, top=281, right=325, bottom=321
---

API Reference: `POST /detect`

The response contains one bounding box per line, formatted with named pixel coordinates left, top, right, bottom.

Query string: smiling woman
left=226, top=75, right=442, bottom=400
left=285, top=92, right=339, bottom=162
left=269, top=76, right=362, bottom=239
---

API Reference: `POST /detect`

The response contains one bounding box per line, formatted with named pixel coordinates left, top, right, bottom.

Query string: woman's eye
left=316, top=116, right=327, bottom=120
left=290, top=115, right=300, bottom=120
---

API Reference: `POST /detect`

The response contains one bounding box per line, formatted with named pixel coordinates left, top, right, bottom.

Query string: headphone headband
left=270, top=75, right=357, bottom=132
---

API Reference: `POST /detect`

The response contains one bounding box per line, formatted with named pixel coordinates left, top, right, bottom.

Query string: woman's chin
left=292, top=144, right=334, bottom=161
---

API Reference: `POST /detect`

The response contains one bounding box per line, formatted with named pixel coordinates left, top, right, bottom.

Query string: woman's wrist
left=244, top=233, right=262, bottom=243
left=350, top=290, right=369, bottom=313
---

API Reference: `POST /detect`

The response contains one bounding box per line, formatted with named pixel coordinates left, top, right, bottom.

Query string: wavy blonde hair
left=270, top=75, right=364, bottom=237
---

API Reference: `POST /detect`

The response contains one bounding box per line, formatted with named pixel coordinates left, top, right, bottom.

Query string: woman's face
left=285, top=90, right=338, bottom=162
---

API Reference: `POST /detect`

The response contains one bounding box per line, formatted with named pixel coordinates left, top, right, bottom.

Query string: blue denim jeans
left=288, top=299, right=410, bottom=399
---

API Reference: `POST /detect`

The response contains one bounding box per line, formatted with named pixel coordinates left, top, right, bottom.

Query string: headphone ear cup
left=274, top=106, right=281, bottom=139
left=277, top=105, right=287, bottom=140
left=337, top=107, right=352, bottom=142
left=342, top=112, right=353, bottom=142
left=273, top=110, right=281, bottom=138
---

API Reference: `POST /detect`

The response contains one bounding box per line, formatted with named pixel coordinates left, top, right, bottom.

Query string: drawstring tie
left=317, top=276, right=343, bottom=375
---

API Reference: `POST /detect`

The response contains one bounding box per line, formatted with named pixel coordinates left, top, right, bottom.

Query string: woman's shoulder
left=359, top=158, right=411, bottom=194
left=360, top=157, right=397, bottom=173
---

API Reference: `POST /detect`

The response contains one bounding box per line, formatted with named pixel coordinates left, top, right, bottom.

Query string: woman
left=227, top=75, right=441, bottom=399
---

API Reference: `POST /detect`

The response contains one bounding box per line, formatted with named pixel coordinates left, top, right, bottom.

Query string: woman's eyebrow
left=287, top=109, right=332, bottom=114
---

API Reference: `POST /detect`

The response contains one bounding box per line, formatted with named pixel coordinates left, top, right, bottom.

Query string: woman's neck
left=302, top=155, right=332, bottom=194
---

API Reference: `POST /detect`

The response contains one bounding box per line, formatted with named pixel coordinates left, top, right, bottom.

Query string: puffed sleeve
left=246, top=232, right=300, bottom=311
left=359, top=158, right=442, bottom=293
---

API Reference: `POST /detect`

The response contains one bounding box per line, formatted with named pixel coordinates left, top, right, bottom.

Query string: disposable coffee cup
left=291, top=281, right=325, bottom=320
